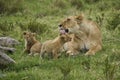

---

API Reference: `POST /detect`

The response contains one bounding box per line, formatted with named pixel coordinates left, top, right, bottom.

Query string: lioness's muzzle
left=58, top=24, right=69, bottom=34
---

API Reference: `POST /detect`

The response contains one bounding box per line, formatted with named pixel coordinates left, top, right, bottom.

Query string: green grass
left=0, top=0, right=120, bottom=80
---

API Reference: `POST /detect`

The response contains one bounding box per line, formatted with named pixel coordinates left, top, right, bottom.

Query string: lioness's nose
left=65, top=29, right=69, bottom=33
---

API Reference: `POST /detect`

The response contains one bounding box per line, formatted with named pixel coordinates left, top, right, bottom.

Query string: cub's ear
left=75, top=13, right=84, bottom=20
left=23, top=31, right=27, bottom=35
left=32, top=33, right=36, bottom=36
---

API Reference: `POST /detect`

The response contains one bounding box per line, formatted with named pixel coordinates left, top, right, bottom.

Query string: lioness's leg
left=85, top=44, right=102, bottom=55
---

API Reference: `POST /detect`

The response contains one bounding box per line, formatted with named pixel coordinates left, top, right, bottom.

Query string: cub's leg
left=28, top=52, right=33, bottom=56
left=23, top=46, right=31, bottom=53
left=40, top=51, right=44, bottom=59
left=33, top=53, right=39, bottom=56
left=40, top=46, right=46, bottom=59
left=53, top=50, right=59, bottom=59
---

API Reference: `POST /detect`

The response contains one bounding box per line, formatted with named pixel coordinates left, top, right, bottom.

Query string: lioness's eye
left=58, top=24, right=62, bottom=27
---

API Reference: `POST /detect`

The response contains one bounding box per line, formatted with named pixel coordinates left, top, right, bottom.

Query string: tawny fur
left=23, top=31, right=42, bottom=56
left=59, top=13, right=102, bottom=56
left=63, top=34, right=87, bottom=56
left=40, top=34, right=71, bottom=59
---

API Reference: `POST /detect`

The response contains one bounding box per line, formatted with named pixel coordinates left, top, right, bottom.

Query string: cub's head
left=60, top=34, right=71, bottom=43
left=59, top=14, right=84, bottom=34
left=23, top=31, right=36, bottom=42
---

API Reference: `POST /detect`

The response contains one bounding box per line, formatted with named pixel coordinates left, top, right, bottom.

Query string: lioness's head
left=59, top=14, right=84, bottom=34
left=23, top=31, right=36, bottom=42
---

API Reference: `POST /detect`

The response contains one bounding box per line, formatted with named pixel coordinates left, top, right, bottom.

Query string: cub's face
left=59, top=14, right=84, bottom=34
left=60, top=34, right=71, bottom=42
left=23, top=31, right=36, bottom=42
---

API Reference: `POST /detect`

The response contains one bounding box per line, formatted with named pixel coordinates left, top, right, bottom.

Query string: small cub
left=40, top=34, right=71, bottom=59
left=23, top=31, right=42, bottom=56
left=63, top=34, right=88, bottom=56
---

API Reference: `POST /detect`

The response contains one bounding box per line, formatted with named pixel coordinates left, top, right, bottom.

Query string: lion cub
left=23, top=31, right=42, bottom=56
left=64, top=34, right=89, bottom=56
left=40, top=34, right=71, bottom=59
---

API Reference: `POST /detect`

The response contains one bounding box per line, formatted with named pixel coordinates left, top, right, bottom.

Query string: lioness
left=59, top=14, right=102, bottom=55
left=40, top=34, right=71, bottom=59
left=23, top=31, right=42, bottom=56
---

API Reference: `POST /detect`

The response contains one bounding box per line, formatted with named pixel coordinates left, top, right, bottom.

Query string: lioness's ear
left=67, top=18, right=71, bottom=21
left=75, top=13, right=84, bottom=20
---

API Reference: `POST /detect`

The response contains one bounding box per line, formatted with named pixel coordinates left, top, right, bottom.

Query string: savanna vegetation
left=0, top=0, right=120, bottom=80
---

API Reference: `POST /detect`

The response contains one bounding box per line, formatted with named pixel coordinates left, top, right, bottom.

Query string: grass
left=0, top=0, right=120, bottom=80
